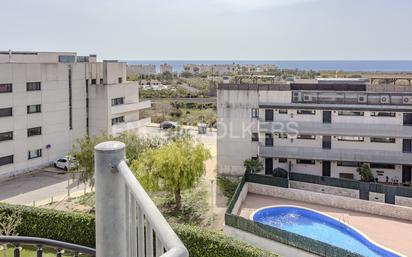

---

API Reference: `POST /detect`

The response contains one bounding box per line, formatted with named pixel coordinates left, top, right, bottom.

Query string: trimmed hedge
left=0, top=203, right=277, bottom=257
left=0, top=202, right=95, bottom=247
left=173, top=224, right=278, bottom=257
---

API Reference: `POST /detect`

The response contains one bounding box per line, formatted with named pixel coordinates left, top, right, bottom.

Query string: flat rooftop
left=238, top=193, right=412, bottom=257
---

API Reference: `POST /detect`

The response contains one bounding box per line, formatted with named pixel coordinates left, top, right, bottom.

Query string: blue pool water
left=252, top=206, right=400, bottom=257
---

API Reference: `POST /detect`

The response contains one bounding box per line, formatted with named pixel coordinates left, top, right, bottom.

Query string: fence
left=95, top=141, right=188, bottom=257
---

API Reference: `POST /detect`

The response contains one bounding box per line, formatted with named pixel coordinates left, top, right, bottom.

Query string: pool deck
left=237, top=193, right=412, bottom=257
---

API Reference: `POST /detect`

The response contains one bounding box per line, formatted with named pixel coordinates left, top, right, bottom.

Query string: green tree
left=356, top=164, right=374, bottom=182
left=131, top=139, right=211, bottom=210
left=70, top=133, right=164, bottom=187
left=243, top=158, right=263, bottom=174
left=69, top=134, right=112, bottom=187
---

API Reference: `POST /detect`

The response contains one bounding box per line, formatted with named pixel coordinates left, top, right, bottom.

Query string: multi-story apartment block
left=127, top=64, right=157, bottom=76
left=0, top=51, right=150, bottom=180
left=217, top=78, right=412, bottom=184
left=183, top=64, right=237, bottom=75
left=160, top=63, right=173, bottom=74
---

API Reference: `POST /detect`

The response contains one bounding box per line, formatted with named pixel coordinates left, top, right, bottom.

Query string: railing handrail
left=0, top=235, right=96, bottom=255
left=94, top=141, right=188, bottom=257
left=117, top=160, right=188, bottom=257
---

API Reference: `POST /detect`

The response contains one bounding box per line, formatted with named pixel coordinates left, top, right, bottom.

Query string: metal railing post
left=95, top=141, right=127, bottom=257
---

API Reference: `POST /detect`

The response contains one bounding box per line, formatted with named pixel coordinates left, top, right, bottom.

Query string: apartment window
left=28, top=149, right=42, bottom=160
left=279, top=158, right=288, bottom=163
left=265, top=109, right=274, bottom=121
left=0, top=83, right=12, bottom=93
left=26, top=82, right=41, bottom=91
left=91, top=79, right=97, bottom=85
left=370, top=137, right=395, bottom=143
left=371, top=112, right=396, bottom=117
left=337, top=161, right=361, bottom=167
left=297, top=109, right=316, bottom=115
left=251, top=133, right=259, bottom=142
left=338, top=111, right=364, bottom=116
left=118, top=77, right=123, bottom=83
left=100, top=78, right=104, bottom=84
left=251, top=108, right=259, bottom=118
left=0, top=131, right=13, bottom=142
left=265, top=133, right=273, bottom=146
left=27, top=127, right=42, bottom=137
left=297, top=134, right=316, bottom=140
left=337, top=136, right=364, bottom=142
left=296, top=159, right=315, bottom=165
left=370, top=163, right=395, bottom=169
left=111, top=97, right=124, bottom=106
left=27, top=104, right=41, bottom=114
left=278, top=109, right=288, bottom=114
left=0, top=108, right=12, bottom=118
left=112, top=116, right=125, bottom=125
left=0, top=155, right=13, bottom=166
left=58, top=55, right=75, bottom=63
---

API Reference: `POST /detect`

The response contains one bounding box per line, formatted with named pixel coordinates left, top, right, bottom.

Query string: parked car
left=160, top=121, right=177, bottom=130
left=54, top=156, right=77, bottom=171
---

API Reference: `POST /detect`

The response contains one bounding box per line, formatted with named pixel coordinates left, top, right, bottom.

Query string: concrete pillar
left=95, top=141, right=127, bottom=257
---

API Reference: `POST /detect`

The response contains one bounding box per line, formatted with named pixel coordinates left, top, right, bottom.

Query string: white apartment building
left=127, top=64, right=157, bottom=76
left=160, top=63, right=173, bottom=74
left=0, top=51, right=150, bottom=180
left=217, top=78, right=412, bottom=183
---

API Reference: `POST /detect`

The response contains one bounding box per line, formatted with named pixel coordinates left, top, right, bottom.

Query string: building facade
left=0, top=51, right=150, bottom=180
left=127, top=64, right=157, bottom=76
left=217, top=78, right=412, bottom=183
left=160, top=63, right=173, bottom=74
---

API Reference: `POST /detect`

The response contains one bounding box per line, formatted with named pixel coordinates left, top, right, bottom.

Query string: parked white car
left=54, top=156, right=77, bottom=171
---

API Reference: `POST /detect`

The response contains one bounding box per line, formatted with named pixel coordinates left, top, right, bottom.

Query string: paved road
left=0, top=170, right=88, bottom=206
left=0, top=125, right=217, bottom=206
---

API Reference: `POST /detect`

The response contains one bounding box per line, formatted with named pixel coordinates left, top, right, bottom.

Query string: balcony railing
left=95, top=141, right=188, bottom=257
left=1, top=141, right=188, bottom=257
left=0, top=236, right=96, bottom=256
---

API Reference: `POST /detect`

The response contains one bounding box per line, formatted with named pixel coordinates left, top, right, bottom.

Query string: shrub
left=217, top=176, right=240, bottom=205
left=0, top=203, right=95, bottom=247
left=173, top=224, right=278, bottom=257
left=0, top=203, right=277, bottom=257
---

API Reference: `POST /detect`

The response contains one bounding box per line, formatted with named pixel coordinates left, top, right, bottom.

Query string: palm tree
left=243, top=158, right=263, bottom=174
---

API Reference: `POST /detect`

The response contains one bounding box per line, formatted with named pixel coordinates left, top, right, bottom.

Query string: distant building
left=217, top=78, right=412, bottom=184
left=0, top=51, right=150, bottom=180
left=160, top=63, right=173, bottom=74
left=139, top=80, right=169, bottom=91
left=127, top=64, right=156, bottom=76
left=183, top=64, right=237, bottom=75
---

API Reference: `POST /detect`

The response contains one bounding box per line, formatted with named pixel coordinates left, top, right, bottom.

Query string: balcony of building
left=259, top=120, right=412, bottom=139
left=259, top=144, right=412, bottom=165
left=0, top=141, right=188, bottom=257
left=111, top=100, right=151, bottom=115
left=111, top=117, right=151, bottom=134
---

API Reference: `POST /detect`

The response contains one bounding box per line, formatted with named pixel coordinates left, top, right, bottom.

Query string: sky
left=1, top=0, right=411, bottom=60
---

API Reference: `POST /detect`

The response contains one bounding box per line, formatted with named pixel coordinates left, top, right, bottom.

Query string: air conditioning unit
left=358, top=95, right=367, bottom=103
left=292, top=92, right=301, bottom=102
left=380, top=95, right=390, bottom=104
left=303, top=95, right=313, bottom=102
left=403, top=96, right=412, bottom=105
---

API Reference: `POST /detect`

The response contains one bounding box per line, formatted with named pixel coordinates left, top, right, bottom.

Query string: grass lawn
left=1, top=245, right=81, bottom=257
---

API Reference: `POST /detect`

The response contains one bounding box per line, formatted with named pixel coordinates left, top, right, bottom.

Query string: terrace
left=224, top=173, right=412, bottom=257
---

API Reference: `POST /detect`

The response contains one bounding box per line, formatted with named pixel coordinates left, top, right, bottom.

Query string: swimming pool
left=251, top=206, right=401, bottom=257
